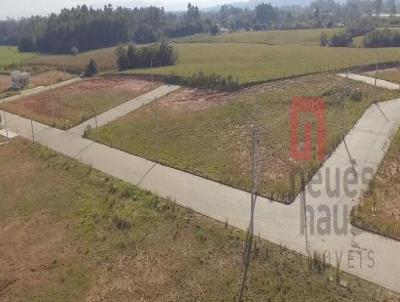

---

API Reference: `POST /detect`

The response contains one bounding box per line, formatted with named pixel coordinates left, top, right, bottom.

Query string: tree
left=320, top=32, right=328, bottom=46
left=134, top=24, right=157, bottom=44
left=18, top=36, right=36, bottom=52
left=86, top=59, right=98, bottom=77
left=210, top=25, right=219, bottom=35
left=255, top=3, right=278, bottom=28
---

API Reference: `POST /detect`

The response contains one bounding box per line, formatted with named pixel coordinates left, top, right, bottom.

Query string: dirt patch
left=0, top=75, right=160, bottom=129
left=0, top=75, right=10, bottom=93
left=0, top=212, right=68, bottom=298
left=30, top=70, right=75, bottom=87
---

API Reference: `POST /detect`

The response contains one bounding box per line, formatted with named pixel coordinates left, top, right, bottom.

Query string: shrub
left=363, top=29, right=400, bottom=48
left=320, top=32, right=328, bottom=46
left=85, top=59, right=98, bottom=77
left=166, top=72, right=241, bottom=91
left=329, top=31, right=353, bottom=47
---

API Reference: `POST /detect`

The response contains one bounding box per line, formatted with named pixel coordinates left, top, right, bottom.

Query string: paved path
left=2, top=97, right=400, bottom=293
left=338, top=73, right=400, bottom=90
left=68, top=84, right=180, bottom=136
left=0, top=77, right=81, bottom=104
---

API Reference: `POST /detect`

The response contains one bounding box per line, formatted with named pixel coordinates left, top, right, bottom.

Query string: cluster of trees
left=0, top=4, right=205, bottom=54
left=116, top=41, right=176, bottom=71
left=363, top=29, right=400, bottom=47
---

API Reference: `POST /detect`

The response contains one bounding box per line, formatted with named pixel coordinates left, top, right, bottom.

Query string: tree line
left=0, top=1, right=399, bottom=54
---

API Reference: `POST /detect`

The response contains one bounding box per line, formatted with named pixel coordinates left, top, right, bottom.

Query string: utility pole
left=151, top=59, right=154, bottom=83
left=238, top=125, right=258, bottom=302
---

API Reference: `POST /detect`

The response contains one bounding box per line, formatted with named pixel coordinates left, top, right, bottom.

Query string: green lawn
left=1, top=138, right=397, bottom=301
left=87, top=74, right=398, bottom=202
left=0, top=46, right=36, bottom=67
left=352, top=128, right=400, bottom=240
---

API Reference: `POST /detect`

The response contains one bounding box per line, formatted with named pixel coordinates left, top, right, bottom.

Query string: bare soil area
left=0, top=76, right=160, bottom=129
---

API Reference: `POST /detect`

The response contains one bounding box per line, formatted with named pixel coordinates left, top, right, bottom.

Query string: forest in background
left=0, top=0, right=399, bottom=54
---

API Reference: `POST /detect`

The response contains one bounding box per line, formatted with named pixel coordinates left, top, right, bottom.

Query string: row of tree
left=116, top=41, right=176, bottom=71
left=1, top=1, right=400, bottom=54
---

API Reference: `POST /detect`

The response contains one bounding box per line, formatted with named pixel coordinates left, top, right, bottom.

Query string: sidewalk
left=338, top=73, right=400, bottom=90
left=2, top=97, right=400, bottom=293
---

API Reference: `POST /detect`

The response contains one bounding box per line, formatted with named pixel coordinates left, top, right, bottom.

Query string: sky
left=0, top=0, right=240, bottom=19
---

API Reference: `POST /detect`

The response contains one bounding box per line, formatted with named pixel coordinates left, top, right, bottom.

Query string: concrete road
left=338, top=73, right=400, bottom=90
left=2, top=97, right=400, bottom=293
left=68, top=84, right=179, bottom=136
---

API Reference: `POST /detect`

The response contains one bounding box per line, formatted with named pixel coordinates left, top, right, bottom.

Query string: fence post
left=3, top=110, right=9, bottom=140
left=156, top=110, right=160, bottom=163
left=238, top=125, right=258, bottom=302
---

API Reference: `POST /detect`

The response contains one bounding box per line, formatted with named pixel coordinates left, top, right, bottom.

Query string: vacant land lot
left=0, top=70, right=75, bottom=99
left=88, top=74, right=397, bottom=202
left=353, top=129, right=400, bottom=240
left=0, top=138, right=397, bottom=301
left=0, top=46, right=36, bottom=66
left=0, top=76, right=159, bottom=129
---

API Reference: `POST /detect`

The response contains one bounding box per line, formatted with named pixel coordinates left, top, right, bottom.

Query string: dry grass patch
left=353, top=129, right=400, bottom=240
left=0, top=138, right=398, bottom=301
left=0, top=76, right=159, bottom=129
left=88, top=74, right=398, bottom=202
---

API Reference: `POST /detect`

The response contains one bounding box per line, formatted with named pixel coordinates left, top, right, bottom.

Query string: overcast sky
left=0, top=0, right=237, bottom=19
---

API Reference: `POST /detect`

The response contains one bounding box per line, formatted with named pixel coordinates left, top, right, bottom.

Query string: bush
left=166, top=72, right=241, bottom=92
left=85, top=59, right=98, bottom=77
left=328, top=31, right=353, bottom=47
left=363, top=29, right=400, bottom=48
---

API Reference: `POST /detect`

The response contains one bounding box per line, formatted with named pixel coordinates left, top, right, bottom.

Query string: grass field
left=26, top=47, right=117, bottom=72
left=352, top=128, right=400, bottom=240
left=0, top=138, right=398, bottom=301
left=87, top=74, right=398, bottom=202
left=174, top=28, right=339, bottom=45
left=24, top=28, right=400, bottom=84
left=130, top=43, right=400, bottom=84
left=0, top=46, right=36, bottom=66
left=0, top=76, right=159, bottom=130
left=375, top=68, right=400, bottom=84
